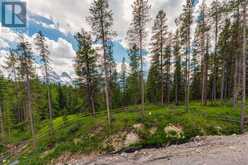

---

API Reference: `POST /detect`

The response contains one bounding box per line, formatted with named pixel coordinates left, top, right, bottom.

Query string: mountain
left=44, top=71, right=74, bottom=86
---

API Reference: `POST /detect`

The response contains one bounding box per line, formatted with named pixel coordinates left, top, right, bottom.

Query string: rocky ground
left=55, top=133, right=248, bottom=165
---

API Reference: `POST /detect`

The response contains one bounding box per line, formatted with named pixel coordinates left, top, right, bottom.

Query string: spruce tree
left=127, top=44, right=140, bottom=105
left=16, top=35, right=36, bottom=147
left=198, top=1, right=210, bottom=105
left=3, top=49, right=21, bottom=123
left=75, top=31, right=98, bottom=116
left=146, top=51, right=160, bottom=103
left=106, top=41, right=119, bottom=109
left=120, top=58, right=128, bottom=106
left=34, top=31, right=54, bottom=137
left=209, top=0, right=222, bottom=102
left=240, top=0, right=247, bottom=133
left=149, top=10, right=168, bottom=105
left=127, top=0, right=151, bottom=114
left=179, top=0, right=193, bottom=111
left=0, top=71, right=5, bottom=141
left=173, top=30, right=183, bottom=105
left=218, top=19, right=231, bottom=101
left=191, top=39, right=201, bottom=100
left=87, top=0, right=114, bottom=126
left=164, top=34, right=172, bottom=104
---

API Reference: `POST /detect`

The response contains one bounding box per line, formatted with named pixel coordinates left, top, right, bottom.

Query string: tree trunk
left=0, top=105, right=4, bottom=141
left=45, top=64, right=54, bottom=137
left=185, top=19, right=191, bottom=112
left=233, top=4, right=241, bottom=109
left=212, top=2, right=218, bottom=102
left=167, top=59, right=171, bottom=104
left=90, top=95, right=96, bottom=117
left=47, top=85, right=53, bottom=136
left=160, top=44, right=164, bottom=105
left=240, top=1, right=246, bottom=133
left=140, top=31, right=145, bottom=115
left=201, top=4, right=208, bottom=106
left=202, top=35, right=209, bottom=106
left=100, top=8, right=111, bottom=127
left=26, top=75, right=36, bottom=147
left=160, top=23, right=164, bottom=105
left=221, top=62, right=226, bottom=101
left=175, top=80, right=179, bottom=106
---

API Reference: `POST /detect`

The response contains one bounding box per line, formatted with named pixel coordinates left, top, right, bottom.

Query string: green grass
left=5, top=103, right=246, bottom=165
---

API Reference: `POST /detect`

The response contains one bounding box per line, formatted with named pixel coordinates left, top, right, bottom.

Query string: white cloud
left=47, top=38, right=76, bottom=77
left=0, top=39, right=9, bottom=49
left=0, top=29, right=76, bottom=78
left=25, top=0, right=189, bottom=39
left=0, top=50, right=9, bottom=77
left=116, top=62, right=130, bottom=73
left=27, top=0, right=92, bottom=33
left=1, top=0, right=218, bottom=79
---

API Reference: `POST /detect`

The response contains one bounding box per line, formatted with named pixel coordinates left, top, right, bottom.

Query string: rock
left=121, top=152, right=128, bottom=158
left=133, top=123, right=145, bottom=131
left=215, top=126, right=222, bottom=135
left=9, top=160, right=19, bottom=165
left=103, top=132, right=127, bottom=151
left=149, top=127, right=157, bottom=135
left=73, top=138, right=82, bottom=145
left=193, top=136, right=201, bottom=142
left=124, top=132, right=140, bottom=147
left=164, top=124, right=184, bottom=139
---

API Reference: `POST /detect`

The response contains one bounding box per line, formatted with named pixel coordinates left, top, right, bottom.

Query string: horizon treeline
left=0, top=0, right=247, bottom=145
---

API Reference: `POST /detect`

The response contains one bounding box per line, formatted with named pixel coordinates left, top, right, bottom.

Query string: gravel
left=56, top=134, right=248, bottom=165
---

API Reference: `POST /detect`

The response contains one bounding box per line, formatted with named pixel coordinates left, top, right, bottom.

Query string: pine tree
left=0, top=71, right=5, bottom=140
left=57, top=84, right=66, bottom=116
left=16, top=35, right=36, bottom=147
left=75, top=31, right=98, bottom=116
left=146, top=51, right=160, bottom=103
left=164, top=34, right=172, bottom=104
left=173, top=30, right=183, bottom=105
left=127, top=0, right=151, bottom=114
left=231, top=3, right=242, bottom=107
left=3, top=49, right=21, bottom=123
left=34, top=31, right=54, bottom=137
left=120, top=58, right=128, bottom=106
left=87, top=0, right=114, bottom=126
left=127, top=44, right=140, bottom=105
left=218, top=19, right=231, bottom=101
left=209, top=0, right=222, bottom=102
left=191, top=39, right=201, bottom=100
left=106, top=41, right=119, bottom=109
left=196, top=1, right=210, bottom=105
left=110, top=69, right=122, bottom=109
left=240, top=0, right=247, bottom=133
left=179, top=0, right=193, bottom=111
left=149, top=10, right=168, bottom=105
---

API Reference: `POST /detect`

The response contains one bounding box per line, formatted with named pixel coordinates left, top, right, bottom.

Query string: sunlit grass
left=7, top=103, right=245, bottom=164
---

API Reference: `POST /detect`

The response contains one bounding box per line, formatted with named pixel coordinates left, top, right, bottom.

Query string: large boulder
left=124, top=132, right=140, bottom=147
left=149, top=127, right=158, bottom=135
left=103, top=132, right=126, bottom=151
left=133, top=123, right=145, bottom=131
left=103, top=131, right=141, bottom=152
left=164, top=124, right=184, bottom=139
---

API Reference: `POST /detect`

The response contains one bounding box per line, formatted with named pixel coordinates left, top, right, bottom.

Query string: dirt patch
left=56, top=134, right=248, bottom=165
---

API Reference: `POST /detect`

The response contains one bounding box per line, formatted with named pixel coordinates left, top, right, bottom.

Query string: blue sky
left=0, top=0, right=208, bottom=77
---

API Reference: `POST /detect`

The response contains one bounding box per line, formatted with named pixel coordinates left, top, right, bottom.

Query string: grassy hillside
left=3, top=103, right=244, bottom=165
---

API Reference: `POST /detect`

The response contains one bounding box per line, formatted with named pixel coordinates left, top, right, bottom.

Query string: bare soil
left=55, top=133, right=248, bottom=165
